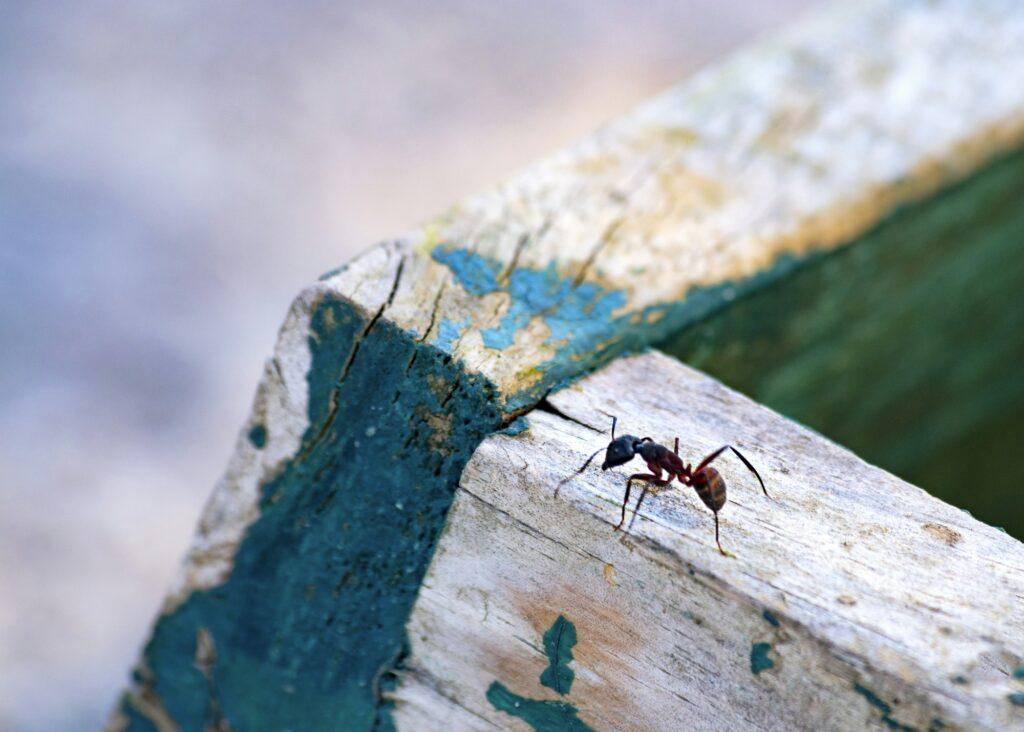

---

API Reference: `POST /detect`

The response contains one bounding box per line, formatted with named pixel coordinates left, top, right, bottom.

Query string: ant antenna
left=611, top=415, right=617, bottom=440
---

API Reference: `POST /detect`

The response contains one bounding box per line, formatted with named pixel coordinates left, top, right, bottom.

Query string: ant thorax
left=637, top=441, right=663, bottom=463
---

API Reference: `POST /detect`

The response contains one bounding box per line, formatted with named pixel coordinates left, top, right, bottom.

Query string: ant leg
left=615, top=474, right=665, bottom=530
left=714, top=512, right=726, bottom=555
left=555, top=447, right=603, bottom=497
left=694, top=445, right=768, bottom=498
left=626, top=477, right=670, bottom=532
left=674, top=437, right=679, bottom=455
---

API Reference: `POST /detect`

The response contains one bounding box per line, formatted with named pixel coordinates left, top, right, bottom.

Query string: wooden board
left=393, top=351, right=1024, bottom=731
left=662, top=146, right=1024, bottom=537
left=111, top=2, right=1024, bottom=729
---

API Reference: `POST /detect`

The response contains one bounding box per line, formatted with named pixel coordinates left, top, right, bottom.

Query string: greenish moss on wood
left=662, top=147, right=1024, bottom=538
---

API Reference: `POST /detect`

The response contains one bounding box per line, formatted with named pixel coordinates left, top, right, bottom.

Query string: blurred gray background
left=0, top=2, right=814, bottom=729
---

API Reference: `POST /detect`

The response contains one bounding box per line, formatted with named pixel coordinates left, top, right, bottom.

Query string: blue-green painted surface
left=433, top=317, right=470, bottom=352
left=486, top=682, right=594, bottom=732
left=749, top=642, right=774, bottom=675
left=432, top=244, right=810, bottom=412
left=1010, top=692, right=1024, bottom=706
left=121, top=296, right=503, bottom=730
left=539, top=615, right=577, bottom=696
left=500, top=416, right=530, bottom=436
left=1013, top=666, right=1024, bottom=680
left=431, top=248, right=628, bottom=350
left=247, top=424, right=268, bottom=449
left=762, top=609, right=780, bottom=627
left=488, top=615, right=591, bottom=731
left=853, top=683, right=916, bottom=731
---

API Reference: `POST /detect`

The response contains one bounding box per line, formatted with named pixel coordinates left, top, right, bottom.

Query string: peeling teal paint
left=1010, top=692, right=1024, bottom=706
left=762, top=610, right=780, bottom=627
left=540, top=615, right=577, bottom=696
left=1014, top=666, right=1024, bottom=679
left=750, top=642, right=775, bottom=675
left=479, top=262, right=627, bottom=350
left=432, top=243, right=810, bottom=412
left=318, top=263, right=347, bottom=281
left=500, top=416, right=530, bottom=436
left=120, top=295, right=503, bottom=731
left=488, top=615, right=591, bottom=730
left=853, top=683, right=916, bottom=731
left=486, top=682, right=594, bottom=732
left=431, top=246, right=629, bottom=352
left=431, top=247, right=500, bottom=295
left=434, top=317, right=470, bottom=352
left=247, top=424, right=267, bottom=449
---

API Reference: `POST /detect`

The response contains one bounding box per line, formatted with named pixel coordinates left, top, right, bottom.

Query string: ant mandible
left=556, top=416, right=768, bottom=555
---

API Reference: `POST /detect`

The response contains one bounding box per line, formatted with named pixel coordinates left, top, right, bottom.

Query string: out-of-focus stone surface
left=0, top=2, right=813, bottom=729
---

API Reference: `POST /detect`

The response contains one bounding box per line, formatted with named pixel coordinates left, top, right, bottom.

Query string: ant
left=556, top=416, right=768, bottom=555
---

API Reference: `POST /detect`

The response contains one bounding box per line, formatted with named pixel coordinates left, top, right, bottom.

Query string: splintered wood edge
left=393, top=352, right=1024, bottom=731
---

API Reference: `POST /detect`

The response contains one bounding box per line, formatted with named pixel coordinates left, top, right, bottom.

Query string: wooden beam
left=112, top=2, right=1024, bottom=729
left=662, top=146, right=1024, bottom=537
left=394, top=351, right=1024, bottom=731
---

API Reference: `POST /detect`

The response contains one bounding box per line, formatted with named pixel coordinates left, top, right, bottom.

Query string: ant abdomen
left=692, top=467, right=727, bottom=512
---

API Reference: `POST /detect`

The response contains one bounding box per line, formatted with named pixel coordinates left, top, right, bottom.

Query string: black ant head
left=602, top=435, right=641, bottom=470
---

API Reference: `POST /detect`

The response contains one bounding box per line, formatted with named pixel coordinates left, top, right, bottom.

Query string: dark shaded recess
left=662, top=147, right=1024, bottom=538
left=121, top=296, right=502, bottom=731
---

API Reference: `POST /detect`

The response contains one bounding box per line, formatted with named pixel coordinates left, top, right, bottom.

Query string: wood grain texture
left=393, top=352, right=1024, bottom=731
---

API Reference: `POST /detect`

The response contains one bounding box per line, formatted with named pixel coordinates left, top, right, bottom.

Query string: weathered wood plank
left=661, top=146, right=1024, bottom=538
left=394, top=351, right=1024, bottom=731
left=113, top=1, right=1024, bottom=729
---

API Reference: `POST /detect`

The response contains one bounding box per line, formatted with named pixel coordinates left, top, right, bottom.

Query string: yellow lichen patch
left=513, top=364, right=545, bottom=390
left=415, top=225, right=442, bottom=257
left=603, top=563, right=617, bottom=587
